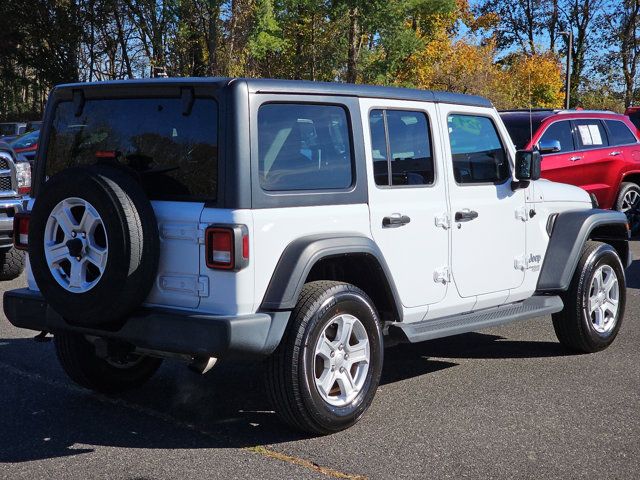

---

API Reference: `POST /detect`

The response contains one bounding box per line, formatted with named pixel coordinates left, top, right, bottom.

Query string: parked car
left=25, top=120, right=42, bottom=132
left=0, top=142, right=30, bottom=280
left=500, top=109, right=640, bottom=233
left=0, top=122, right=27, bottom=142
left=625, top=106, right=640, bottom=131
left=5, top=79, right=629, bottom=434
left=10, top=129, right=39, bottom=162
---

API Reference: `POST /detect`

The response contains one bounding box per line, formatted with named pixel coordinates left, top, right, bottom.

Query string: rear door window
left=46, top=97, right=218, bottom=200
left=448, top=114, right=510, bottom=184
left=574, top=119, right=609, bottom=149
left=539, top=121, right=575, bottom=153
left=369, top=109, right=434, bottom=186
left=258, top=103, right=353, bottom=191
left=605, top=120, right=637, bottom=146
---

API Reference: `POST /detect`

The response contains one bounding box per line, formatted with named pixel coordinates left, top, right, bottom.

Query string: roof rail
left=554, top=109, right=617, bottom=115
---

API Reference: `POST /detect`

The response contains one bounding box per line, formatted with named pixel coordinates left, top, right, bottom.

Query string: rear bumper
left=3, top=288, right=290, bottom=358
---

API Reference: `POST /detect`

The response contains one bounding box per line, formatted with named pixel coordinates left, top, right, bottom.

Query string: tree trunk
left=114, top=6, right=134, bottom=78
left=346, top=6, right=360, bottom=84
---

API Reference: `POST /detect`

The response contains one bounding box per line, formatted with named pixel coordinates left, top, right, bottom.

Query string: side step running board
left=389, top=296, right=563, bottom=344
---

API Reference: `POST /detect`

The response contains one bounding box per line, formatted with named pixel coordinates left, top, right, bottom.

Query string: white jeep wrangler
left=5, top=78, right=630, bottom=434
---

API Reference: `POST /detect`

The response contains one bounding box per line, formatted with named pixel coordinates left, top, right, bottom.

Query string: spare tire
left=29, top=166, right=159, bottom=327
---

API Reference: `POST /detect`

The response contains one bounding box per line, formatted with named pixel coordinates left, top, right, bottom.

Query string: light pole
left=559, top=30, right=573, bottom=109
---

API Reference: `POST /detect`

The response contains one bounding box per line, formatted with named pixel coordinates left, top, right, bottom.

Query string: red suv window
left=604, top=120, right=637, bottom=146
left=573, top=119, right=609, bottom=149
left=539, top=121, right=575, bottom=153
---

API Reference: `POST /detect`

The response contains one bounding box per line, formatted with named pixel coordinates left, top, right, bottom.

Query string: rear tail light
left=205, top=225, right=249, bottom=271
left=15, top=161, right=31, bottom=195
left=13, top=213, right=30, bottom=250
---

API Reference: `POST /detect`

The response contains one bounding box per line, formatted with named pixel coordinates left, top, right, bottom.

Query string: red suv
left=501, top=109, right=640, bottom=232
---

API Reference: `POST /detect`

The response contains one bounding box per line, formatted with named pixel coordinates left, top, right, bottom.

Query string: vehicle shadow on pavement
left=396, top=332, right=574, bottom=360
left=0, top=330, right=572, bottom=463
left=624, top=258, right=640, bottom=289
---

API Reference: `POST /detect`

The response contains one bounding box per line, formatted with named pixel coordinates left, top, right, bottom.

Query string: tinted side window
left=258, top=104, right=353, bottom=191
left=448, top=114, right=509, bottom=184
left=605, top=120, right=637, bottom=145
left=369, top=110, right=434, bottom=186
left=574, top=119, right=609, bottom=149
left=539, top=121, right=575, bottom=153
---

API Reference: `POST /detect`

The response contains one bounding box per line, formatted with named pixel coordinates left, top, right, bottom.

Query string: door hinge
left=197, top=223, right=208, bottom=244
left=434, top=213, right=450, bottom=230
left=515, top=207, right=528, bottom=222
left=433, top=267, right=451, bottom=284
left=159, top=274, right=209, bottom=297
left=197, top=275, right=210, bottom=297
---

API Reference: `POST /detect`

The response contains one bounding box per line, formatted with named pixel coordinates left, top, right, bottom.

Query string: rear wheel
left=54, top=331, right=162, bottom=394
left=615, top=182, right=640, bottom=236
left=552, top=241, right=625, bottom=353
left=266, top=281, right=383, bottom=434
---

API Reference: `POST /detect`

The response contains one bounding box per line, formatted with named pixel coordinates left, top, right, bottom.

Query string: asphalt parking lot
left=1, top=244, right=639, bottom=480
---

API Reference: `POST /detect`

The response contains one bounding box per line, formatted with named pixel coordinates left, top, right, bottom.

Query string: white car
left=5, top=78, right=630, bottom=434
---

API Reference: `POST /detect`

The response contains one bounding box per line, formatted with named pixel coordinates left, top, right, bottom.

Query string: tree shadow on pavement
left=0, top=329, right=572, bottom=463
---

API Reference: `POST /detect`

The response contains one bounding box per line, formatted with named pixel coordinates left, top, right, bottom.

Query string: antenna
left=528, top=66, right=533, bottom=146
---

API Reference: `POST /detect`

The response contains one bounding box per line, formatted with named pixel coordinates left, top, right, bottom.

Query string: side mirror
left=539, top=139, right=561, bottom=154
left=514, top=150, right=541, bottom=185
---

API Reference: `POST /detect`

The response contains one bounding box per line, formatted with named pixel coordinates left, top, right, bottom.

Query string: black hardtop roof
left=54, top=77, right=493, bottom=108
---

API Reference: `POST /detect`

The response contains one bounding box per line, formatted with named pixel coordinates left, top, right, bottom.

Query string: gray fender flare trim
left=259, top=233, right=403, bottom=320
left=537, top=209, right=629, bottom=292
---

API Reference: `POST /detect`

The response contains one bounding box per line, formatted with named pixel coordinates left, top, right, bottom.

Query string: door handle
left=382, top=214, right=411, bottom=228
left=569, top=155, right=582, bottom=161
left=454, top=209, right=479, bottom=222
left=609, top=151, right=622, bottom=156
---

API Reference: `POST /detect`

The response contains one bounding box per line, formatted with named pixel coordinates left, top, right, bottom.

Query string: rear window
left=605, top=120, right=637, bottom=145
left=46, top=97, right=218, bottom=200
left=258, top=103, right=353, bottom=191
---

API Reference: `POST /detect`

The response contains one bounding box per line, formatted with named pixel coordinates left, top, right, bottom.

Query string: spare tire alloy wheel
left=314, top=313, right=370, bottom=407
left=29, top=166, right=160, bottom=327
left=44, top=197, right=108, bottom=293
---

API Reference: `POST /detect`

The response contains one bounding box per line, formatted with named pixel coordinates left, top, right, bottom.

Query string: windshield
left=500, top=115, right=544, bottom=149
left=0, top=124, right=16, bottom=136
left=11, top=129, right=39, bottom=149
left=46, top=97, right=218, bottom=200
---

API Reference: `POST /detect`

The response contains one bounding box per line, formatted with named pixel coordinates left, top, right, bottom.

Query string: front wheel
left=266, top=281, right=383, bottom=434
left=552, top=241, right=625, bottom=353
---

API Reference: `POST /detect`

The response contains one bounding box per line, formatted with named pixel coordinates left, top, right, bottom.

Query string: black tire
left=615, top=182, right=640, bottom=236
left=29, top=166, right=159, bottom=327
left=552, top=241, right=626, bottom=353
left=266, top=281, right=383, bottom=435
left=0, top=247, right=24, bottom=280
left=54, top=331, right=162, bottom=394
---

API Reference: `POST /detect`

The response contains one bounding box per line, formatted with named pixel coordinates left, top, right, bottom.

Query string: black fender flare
left=537, top=209, right=629, bottom=292
left=259, top=233, right=403, bottom=320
